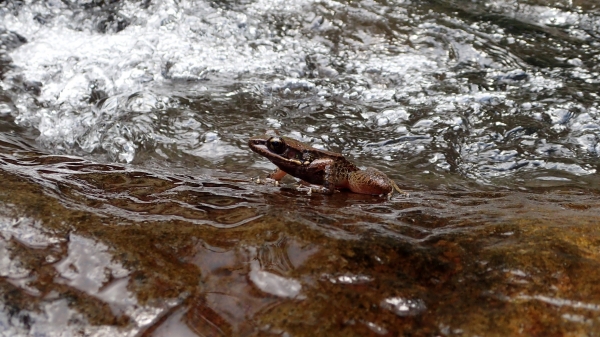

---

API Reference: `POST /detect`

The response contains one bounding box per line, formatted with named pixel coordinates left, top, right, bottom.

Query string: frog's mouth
left=248, top=138, right=305, bottom=167
left=248, top=138, right=272, bottom=156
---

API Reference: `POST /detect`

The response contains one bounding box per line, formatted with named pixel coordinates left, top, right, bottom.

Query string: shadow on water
left=2, top=132, right=600, bottom=336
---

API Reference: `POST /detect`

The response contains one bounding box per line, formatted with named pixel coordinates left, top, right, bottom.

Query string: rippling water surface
left=1, top=0, right=600, bottom=335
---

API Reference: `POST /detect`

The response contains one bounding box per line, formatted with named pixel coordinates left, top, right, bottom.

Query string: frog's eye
left=267, top=137, right=286, bottom=154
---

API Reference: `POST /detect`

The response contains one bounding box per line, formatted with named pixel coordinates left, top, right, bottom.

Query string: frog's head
left=248, top=131, right=311, bottom=171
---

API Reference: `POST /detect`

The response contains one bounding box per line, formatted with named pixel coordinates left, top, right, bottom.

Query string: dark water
left=1, top=0, right=600, bottom=336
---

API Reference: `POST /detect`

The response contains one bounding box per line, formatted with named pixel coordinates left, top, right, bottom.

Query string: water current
left=0, top=0, right=600, bottom=336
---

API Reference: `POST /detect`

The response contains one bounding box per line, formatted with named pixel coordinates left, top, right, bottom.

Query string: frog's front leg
left=307, top=158, right=337, bottom=194
left=268, top=168, right=288, bottom=181
left=253, top=168, right=286, bottom=186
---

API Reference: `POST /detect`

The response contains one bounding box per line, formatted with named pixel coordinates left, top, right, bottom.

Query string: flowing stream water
left=1, top=0, right=600, bottom=335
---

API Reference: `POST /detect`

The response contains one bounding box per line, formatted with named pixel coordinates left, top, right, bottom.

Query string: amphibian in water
left=248, top=131, right=402, bottom=195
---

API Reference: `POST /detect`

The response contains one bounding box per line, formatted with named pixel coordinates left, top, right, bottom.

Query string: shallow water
left=1, top=0, right=600, bottom=335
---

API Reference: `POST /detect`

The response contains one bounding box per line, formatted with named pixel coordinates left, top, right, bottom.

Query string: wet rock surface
left=1, top=136, right=600, bottom=336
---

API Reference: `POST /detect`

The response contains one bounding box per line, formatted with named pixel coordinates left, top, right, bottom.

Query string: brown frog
left=248, top=131, right=402, bottom=195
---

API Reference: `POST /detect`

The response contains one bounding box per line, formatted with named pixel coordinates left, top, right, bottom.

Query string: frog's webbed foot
left=252, top=168, right=286, bottom=186
left=387, top=188, right=409, bottom=199
left=295, top=181, right=335, bottom=195
left=388, top=180, right=409, bottom=198
left=251, top=176, right=280, bottom=187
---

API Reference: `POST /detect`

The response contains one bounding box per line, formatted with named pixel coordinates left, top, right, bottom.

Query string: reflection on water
left=1, top=0, right=600, bottom=335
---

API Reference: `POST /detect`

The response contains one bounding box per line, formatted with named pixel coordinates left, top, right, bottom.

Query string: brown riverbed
left=2, top=134, right=600, bottom=336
